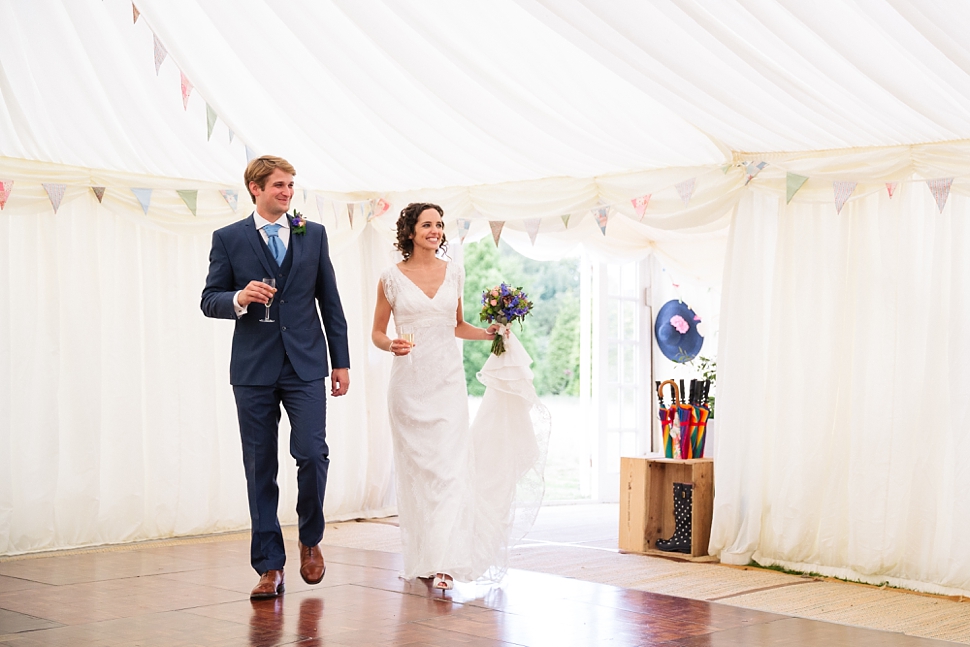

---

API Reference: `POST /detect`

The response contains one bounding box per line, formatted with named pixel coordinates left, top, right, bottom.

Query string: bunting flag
left=220, top=188, right=238, bottom=211
left=524, top=218, right=541, bottom=245
left=489, top=221, right=505, bottom=246
left=42, top=183, right=67, bottom=213
left=314, top=194, right=327, bottom=220
left=153, top=34, right=167, bottom=75
left=206, top=104, right=217, bottom=140
left=132, top=3, right=140, bottom=23
left=675, top=178, right=696, bottom=208
left=744, top=161, right=767, bottom=185
left=180, top=72, right=193, bottom=110
left=347, top=203, right=355, bottom=227
left=593, top=206, right=610, bottom=235
left=302, top=188, right=307, bottom=203
left=833, top=181, right=857, bottom=214
left=561, top=213, right=571, bottom=229
left=456, top=218, right=471, bottom=243
left=329, top=199, right=340, bottom=229
left=228, top=128, right=234, bottom=143
left=244, top=145, right=257, bottom=162
left=363, top=201, right=374, bottom=222
left=721, top=164, right=731, bottom=175
left=926, top=178, right=954, bottom=213
left=177, top=189, right=198, bottom=216
left=786, top=173, right=809, bottom=204
left=373, top=197, right=391, bottom=219
left=0, top=179, right=11, bottom=210
left=367, top=200, right=387, bottom=222
left=131, top=188, right=152, bottom=214
left=886, top=182, right=899, bottom=199
left=91, top=186, right=106, bottom=203
left=631, top=194, right=651, bottom=220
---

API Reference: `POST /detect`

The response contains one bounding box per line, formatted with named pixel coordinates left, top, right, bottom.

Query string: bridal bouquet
left=479, top=283, right=533, bottom=356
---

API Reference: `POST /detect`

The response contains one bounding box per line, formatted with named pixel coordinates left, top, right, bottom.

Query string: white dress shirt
left=233, top=210, right=291, bottom=317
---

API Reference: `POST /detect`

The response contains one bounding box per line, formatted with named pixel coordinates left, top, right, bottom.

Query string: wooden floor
left=0, top=536, right=960, bottom=646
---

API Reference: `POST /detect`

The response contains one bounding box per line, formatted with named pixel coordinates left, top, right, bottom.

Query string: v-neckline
left=395, top=262, right=448, bottom=300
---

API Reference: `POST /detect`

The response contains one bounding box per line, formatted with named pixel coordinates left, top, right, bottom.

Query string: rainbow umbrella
left=657, top=380, right=690, bottom=459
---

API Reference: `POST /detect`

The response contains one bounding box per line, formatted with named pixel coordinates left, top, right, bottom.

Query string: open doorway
left=462, top=238, right=588, bottom=502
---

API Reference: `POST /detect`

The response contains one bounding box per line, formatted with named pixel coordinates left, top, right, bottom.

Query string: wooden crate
left=619, top=457, right=714, bottom=559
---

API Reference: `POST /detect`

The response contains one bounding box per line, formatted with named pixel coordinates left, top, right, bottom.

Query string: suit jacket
left=200, top=214, right=350, bottom=386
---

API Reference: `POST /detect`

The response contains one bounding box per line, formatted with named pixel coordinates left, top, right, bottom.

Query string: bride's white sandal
left=432, top=573, right=454, bottom=590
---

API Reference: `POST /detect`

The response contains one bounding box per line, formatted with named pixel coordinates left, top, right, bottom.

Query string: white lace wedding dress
left=381, top=261, right=549, bottom=582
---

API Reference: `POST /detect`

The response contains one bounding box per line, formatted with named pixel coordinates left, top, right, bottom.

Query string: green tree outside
left=461, top=238, right=579, bottom=396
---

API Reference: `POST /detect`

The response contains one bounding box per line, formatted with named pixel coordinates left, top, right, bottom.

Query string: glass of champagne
left=260, top=277, right=276, bottom=323
left=400, top=326, right=415, bottom=364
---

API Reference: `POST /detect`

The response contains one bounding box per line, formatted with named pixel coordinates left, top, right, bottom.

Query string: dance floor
left=0, top=535, right=960, bottom=646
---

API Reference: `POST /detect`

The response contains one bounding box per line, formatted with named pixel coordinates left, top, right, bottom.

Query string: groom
left=201, top=155, right=350, bottom=599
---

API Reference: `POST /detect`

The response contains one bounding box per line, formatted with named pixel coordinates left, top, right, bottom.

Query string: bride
left=371, top=203, right=547, bottom=590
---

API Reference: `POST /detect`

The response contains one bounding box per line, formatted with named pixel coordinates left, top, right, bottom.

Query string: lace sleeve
left=380, top=267, right=398, bottom=309
left=453, top=262, right=465, bottom=297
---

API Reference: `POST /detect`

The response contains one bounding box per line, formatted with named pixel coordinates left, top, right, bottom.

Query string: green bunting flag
left=786, top=173, right=809, bottom=204
left=177, top=189, right=198, bottom=216
left=206, top=104, right=217, bottom=141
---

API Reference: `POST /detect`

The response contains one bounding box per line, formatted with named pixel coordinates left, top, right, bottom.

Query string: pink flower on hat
left=670, top=315, right=689, bottom=334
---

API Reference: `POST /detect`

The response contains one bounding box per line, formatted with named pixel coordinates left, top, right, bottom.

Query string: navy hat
left=655, top=300, right=704, bottom=363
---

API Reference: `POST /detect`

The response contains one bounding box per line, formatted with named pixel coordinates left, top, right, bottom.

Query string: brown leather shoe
left=299, top=541, right=326, bottom=585
left=250, top=569, right=285, bottom=599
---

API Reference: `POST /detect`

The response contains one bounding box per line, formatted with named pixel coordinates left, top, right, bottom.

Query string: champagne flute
left=260, top=277, right=276, bottom=323
left=400, top=326, right=415, bottom=364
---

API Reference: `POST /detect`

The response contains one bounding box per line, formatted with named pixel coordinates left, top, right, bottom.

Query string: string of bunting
left=0, top=177, right=395, bottom=228
left=742, top=161, right=958, bottom=214
left=129, top=2, right=253, bottom=161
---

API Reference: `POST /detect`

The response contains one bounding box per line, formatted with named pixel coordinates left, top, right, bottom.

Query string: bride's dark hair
left=395, top=202, right=447, bottom=261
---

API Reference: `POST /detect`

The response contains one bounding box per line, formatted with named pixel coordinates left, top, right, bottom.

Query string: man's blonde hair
left=244, top=155, right=296, bottom=203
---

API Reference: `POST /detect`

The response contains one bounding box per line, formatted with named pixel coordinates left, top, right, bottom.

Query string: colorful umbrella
left=657, top=380, right=691, bottom=459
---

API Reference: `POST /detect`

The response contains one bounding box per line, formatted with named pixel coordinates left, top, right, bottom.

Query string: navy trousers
left=233, top=356, right=329, bottom=574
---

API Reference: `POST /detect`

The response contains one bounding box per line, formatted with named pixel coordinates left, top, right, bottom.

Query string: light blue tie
left=263, top=223, right=286, bottom=266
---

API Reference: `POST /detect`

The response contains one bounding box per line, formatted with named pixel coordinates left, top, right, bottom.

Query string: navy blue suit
left=201, top=213, right=349, bottom=574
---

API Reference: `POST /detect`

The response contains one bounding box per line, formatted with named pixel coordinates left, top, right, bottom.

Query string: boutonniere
left=290, top=210, right=307, bottom=235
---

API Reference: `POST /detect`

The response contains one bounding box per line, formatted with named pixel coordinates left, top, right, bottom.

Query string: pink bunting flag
left=833, top=181, right=857, bottom=214
left=0, top=179, right=13, bottom=210
left=593, top=206, right=610, bottom=235
left=926, top=178, right=953, bottom=213
left=489, top=221, right=505, bottom=247
left=180, top=72, right=193, bottom=110
left=744, top=161, right=767, bottom=185
left=631, top=194, right=651, bottom=220
left=91, top=186, right=106, bottom=203
left=456, top=218, right=471, bottom=243
left=219, top=189, right=238, bottom=211
left=524, top=218, right=541, bottom=245
left=886, top=182, right=898, bottom=199
left=153, top=34, right=167, bottom=75
left=675, top=178, right=696, bottom=208
left=346, top=203, right=355, bottom=227
left=373, top=197, right=391, bottom=219
left=132, top=3, right=140, bottom=23
left=42, top=183, right=67, bottom=213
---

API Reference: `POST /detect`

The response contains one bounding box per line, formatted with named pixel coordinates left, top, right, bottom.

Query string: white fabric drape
left=711, top=169, right=970, bottom=597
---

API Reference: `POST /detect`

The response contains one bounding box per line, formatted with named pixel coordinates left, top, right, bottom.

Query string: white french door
left=588, top=259, right=652, bottom=502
